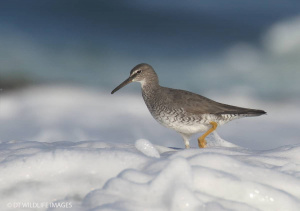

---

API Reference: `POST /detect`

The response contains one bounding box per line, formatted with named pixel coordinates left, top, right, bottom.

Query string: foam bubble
left=135, top=139, right=160, bottom=158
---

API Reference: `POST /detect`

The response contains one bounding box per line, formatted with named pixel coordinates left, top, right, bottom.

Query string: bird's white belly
left=164, top=121, right=210, bottom=134
left=153, top=113, right=241, bottom=135
left=153, top=113, right=212, bottom=134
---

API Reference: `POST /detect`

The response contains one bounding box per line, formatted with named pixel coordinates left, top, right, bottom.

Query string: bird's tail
left=238, top=109, right=266, bottom=117
left=218, top=108, right=266, bottom=117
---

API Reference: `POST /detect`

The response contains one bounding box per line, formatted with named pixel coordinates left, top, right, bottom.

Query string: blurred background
left=1, top=0, right=300, bottom=149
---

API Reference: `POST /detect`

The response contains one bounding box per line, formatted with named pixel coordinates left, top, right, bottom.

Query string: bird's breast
left=143, top=98, right=211, bottom=134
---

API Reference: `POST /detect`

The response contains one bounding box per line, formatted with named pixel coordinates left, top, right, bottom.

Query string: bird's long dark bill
left=111, top=77, right=132, bottom=94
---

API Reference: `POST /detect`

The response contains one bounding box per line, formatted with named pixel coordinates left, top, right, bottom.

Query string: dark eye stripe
left=137, top=70, right=142, bottom=74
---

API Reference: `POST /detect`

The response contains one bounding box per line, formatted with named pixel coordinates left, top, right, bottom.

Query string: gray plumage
left=112, top=63, right=266, bottom=148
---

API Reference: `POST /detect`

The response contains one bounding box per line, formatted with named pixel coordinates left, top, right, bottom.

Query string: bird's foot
left=198, top=138, right=207, bottom=148
left=197, top=121, right=218, bottom=149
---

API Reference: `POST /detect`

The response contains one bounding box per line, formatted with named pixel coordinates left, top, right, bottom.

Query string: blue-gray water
left=1, top=0, right=300, bottom=101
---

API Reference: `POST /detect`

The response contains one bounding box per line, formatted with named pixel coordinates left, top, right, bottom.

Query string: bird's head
left=111, top=63, right=158, bottom=94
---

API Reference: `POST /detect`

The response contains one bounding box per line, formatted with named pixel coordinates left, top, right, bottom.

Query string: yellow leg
left=198, top=121, right=218, bottom=148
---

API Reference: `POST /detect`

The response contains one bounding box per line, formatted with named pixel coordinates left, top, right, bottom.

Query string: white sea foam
left=264, top=16, right=300, bottom=55
left=0, top=139, right=299, bottom=211
left=135, top=139, right=160, bottom=158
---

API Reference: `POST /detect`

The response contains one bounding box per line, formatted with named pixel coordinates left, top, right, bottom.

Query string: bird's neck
left=141, top=78, right=160, bottom=99
left=140, top=74, right=159, bottom=89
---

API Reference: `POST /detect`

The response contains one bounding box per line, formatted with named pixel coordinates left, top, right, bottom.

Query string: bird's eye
left=136, top=70, right=142, bottom=74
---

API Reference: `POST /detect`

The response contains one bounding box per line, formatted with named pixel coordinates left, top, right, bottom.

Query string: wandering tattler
left=111, top=63, right=266, bottom=149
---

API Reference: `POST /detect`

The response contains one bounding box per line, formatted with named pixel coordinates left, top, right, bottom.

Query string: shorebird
left=111, top=63, right=266, bottom=149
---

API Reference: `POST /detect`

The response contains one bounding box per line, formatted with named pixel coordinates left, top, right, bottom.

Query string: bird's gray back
left=152, top=87, right=265, bottom=116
